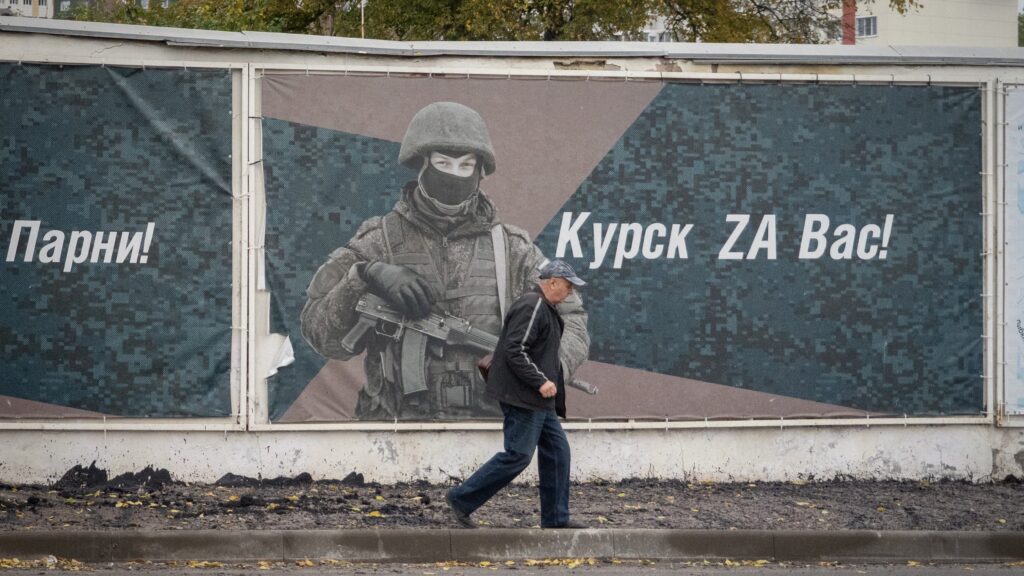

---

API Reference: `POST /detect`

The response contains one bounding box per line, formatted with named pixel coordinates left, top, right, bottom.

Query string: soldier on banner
left=300, top=101, right=589, bottom=420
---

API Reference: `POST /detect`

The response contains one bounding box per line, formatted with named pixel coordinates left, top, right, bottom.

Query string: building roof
left=3, top=15, right=1024, bottom=66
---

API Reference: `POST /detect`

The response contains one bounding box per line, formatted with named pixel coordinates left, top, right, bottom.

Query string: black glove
left=359, top=261, right=433, bottom=318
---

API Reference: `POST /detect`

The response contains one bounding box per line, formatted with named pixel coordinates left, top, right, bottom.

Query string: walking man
left=446, top=260, right=588, bottom=529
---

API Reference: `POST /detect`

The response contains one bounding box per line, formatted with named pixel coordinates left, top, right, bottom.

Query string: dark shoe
left=445, top=489, right=476, bottom=529
left=544, top=520, right=587, bottom=529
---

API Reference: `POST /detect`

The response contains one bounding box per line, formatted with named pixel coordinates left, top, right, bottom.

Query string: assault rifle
left=341, top=292, right=598, bottom=397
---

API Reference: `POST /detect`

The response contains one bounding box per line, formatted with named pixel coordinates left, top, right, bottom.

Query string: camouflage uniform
left=300, top=103, right=589, bottom=420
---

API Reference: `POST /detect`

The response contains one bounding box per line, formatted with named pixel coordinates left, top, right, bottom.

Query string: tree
left=1018, top=11, right=1024, bottom=47
left=68, top=0, right=917, bottom=43
left=67, top=0, right=335, bottom=34
left=321, top=0, right=659, bottom=41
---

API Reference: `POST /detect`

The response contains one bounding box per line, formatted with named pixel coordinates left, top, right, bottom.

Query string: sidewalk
left=2, top=468, right=1022, bottom=564
left=1, top=529, right=1023, bottom=564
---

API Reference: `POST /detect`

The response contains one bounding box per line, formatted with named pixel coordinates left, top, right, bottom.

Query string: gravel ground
left=2, top=465, right=1022, bottom=532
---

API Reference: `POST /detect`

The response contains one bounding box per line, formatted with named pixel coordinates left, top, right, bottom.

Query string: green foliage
left=67, top=0, right=333, bottom=34
left=326, top=0, right=658, bottom=41
left=67, top=0, right=918, bottom=43
left=1018, top=11, right=1024, bottom=48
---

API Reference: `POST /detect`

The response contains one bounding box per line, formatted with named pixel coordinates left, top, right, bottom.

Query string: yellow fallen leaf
left=877, top=506, right=886, bottom=512
left=266, top=503, right=279, bottom=511
left=597, top=515, right=609, bottom=524
left=258, top=560, right=272, bottom=570
left=375, top=495, right=385, bottom=501
left=795, top=501, right=812, bottom=507
left=997, top=519, right=1006, bottom=524
left=907, top=560, right=920, bottom=567
left=296, top=558, right=314, bottom=567
left=616, top=492, right=626, bottom=497
left=367, top=510, right=384, bottom=518
left=187, top=560, right=224, bottom=568
left=287, top=495, right=300, bottom=502
left=690, top=508, right=700, bottom=513
left=227, top=495, right=240, bottom=502
left=504, top=561, right=515, bottom=566
left=478, top=561, right=492, bottom=567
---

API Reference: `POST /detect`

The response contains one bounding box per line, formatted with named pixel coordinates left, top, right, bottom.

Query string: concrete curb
left=0, top=530, right=1021, bottom=564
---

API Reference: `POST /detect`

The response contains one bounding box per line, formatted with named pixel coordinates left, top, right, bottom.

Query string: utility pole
left=360, top=0, right=366, bottom=38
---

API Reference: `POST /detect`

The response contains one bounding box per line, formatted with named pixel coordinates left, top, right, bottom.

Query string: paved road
left=2, top=560, right=1023, bottom=575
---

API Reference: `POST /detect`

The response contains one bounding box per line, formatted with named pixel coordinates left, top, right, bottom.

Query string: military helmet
left=398, top=102, right=496, bottom=175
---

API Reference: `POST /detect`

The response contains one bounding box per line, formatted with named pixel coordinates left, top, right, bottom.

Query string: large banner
left=0, top=64, right=234, bottom=418
left=1006, top=86, right=1024, bottom=416
left=261, top=74, right=983, bottom=422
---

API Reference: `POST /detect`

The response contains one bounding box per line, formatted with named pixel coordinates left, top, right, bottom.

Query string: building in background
left=0, top=0, right=54, bottom=18
left=634, top=0, right=1018, bottom=46
left=841, top=0, right=1017, bottom=46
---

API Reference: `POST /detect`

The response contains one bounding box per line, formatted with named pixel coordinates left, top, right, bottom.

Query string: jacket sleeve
left=501, top=295, right=551, bottom=390
left=504, top=225, right=590, bottom=380
left=299, top=218, right=384, bottom=360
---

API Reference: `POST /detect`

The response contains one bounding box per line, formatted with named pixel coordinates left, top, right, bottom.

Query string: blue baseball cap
left=539, top=259, right=586, bottom=287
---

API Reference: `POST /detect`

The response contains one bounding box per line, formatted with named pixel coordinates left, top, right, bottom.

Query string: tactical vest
left=357, top=211, right=504, bottom=420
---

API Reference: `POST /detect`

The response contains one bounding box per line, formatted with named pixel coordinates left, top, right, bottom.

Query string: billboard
left=0, top=64, right=234, bottom=418
left=260, top=74, right=983, bottom=423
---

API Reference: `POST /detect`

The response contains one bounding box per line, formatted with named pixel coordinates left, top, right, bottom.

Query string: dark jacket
left=485, top=287, right=567, bottom=417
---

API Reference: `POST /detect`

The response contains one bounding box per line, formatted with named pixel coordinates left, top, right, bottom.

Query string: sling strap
left=492, top=224, right=508, bottom=324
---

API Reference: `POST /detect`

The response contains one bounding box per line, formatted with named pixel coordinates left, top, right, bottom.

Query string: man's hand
left=538, top=381, right=557, bottom=399
left=360, top=261, right=433, bottom=319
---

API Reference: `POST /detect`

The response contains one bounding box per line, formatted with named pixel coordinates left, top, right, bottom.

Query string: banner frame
left=250, top=66, right=994, bottom=431
left=999, top=81, right=1024, bottom=426
left=255, top=63, right=985, bottom=87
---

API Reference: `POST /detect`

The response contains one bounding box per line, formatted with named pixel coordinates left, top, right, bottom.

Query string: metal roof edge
left=4, top=15, right=1024, bottom=65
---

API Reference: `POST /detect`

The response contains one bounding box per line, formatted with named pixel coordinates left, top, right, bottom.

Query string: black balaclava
left=417, top=152, right=482, bottom=210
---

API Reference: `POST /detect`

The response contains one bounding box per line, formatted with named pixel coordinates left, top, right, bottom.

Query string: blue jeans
left=448, top=403, right=571, bottom=528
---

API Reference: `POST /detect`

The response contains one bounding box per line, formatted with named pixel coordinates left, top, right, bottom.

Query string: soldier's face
left=429, top=152, right=478, bottom=178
